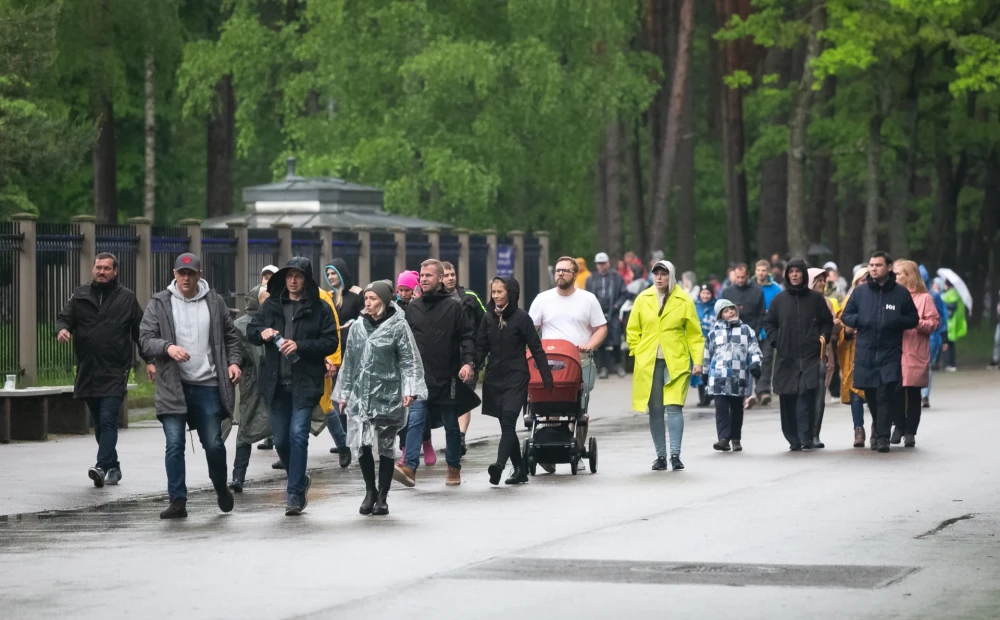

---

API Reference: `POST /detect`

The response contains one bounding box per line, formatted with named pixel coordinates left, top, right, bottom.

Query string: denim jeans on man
left=161, top=384, right=228, bottom=501
left=87, top=396, right=123, bottom=471
left=325, top=401, right=347, bottom=449
left=270, top=384, right=313, bottom=502
left=404, top=399, right=461, bottom=470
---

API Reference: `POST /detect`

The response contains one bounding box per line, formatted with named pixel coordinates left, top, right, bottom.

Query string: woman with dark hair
left=475, top=277, right=553, bottom=485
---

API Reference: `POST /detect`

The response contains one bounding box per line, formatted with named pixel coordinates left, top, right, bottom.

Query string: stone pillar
left=128, top=217, right=152, bottom=307
left=13, top=214, right=37, bottom=387
left=535, top=230, right=550, bottom=291
left=423, top=227, right=441, bottom=260
left=483, top=229, right=497, bottom=290
left=455, top=227, right=471, bottom=288
left=352, top=226, right=372, bottom=285
left=316, top=225, right=334, bottom=273
left=272, top=222, right=293, bottom=266
left=389, top=226, right=407, bottom=277
left=510, top=230, right=525, bottom=308
left=179, top=218, right=202, bottom=257
left=72, top=215, right=96, bottom=286
left=228, top=221, right=249, bottom=312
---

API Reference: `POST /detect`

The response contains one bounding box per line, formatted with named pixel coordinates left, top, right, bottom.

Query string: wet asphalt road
left=2, top=371, right=999, bottom=619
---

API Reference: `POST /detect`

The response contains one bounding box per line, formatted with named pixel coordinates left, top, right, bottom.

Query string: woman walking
left=837, top=268, right=871, bottom=447
left=626, top=260, right=704, bottom=471
left=476, top=277, right=552, bottom=485
left=892, top=260, right=939, bottom=447
left=334, top=281, right=426, bottom=516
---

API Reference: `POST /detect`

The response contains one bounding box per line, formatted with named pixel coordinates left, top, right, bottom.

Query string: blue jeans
left=405, top=400, right=462, bottom=470
left=849, top=392, right=866, bottom=428
left=270, top=385, right=313, bottom=502
left=923, top=338, right=942, bottom=399
left=161, top=384, right=228, bottom=501
left=325, top=401, right=347, bottom=449
left=87, top=396, right=122, bottom=471
left=648, top=359, right=684, bottom=457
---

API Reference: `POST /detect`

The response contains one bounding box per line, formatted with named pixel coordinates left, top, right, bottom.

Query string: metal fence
left=203, top=229, right=237, bottom=308
left=151, top=226, right=189, bottom=294
left=440, top=234, right=460, bottom=275
left=0, top=222, right=21, bottom=377
left=406, top=232, right=430, bottom=272
left=523, top=236, right=541, bottom=309
left=96, top=224, right=139, bottom=294
left=468, top=234, right=488, bottom=301
left=292, top=230, right=323, bottom=281
left=331, top=230, right=361, bottom=287
left=370, top=232, right=397, bottom=283
left=248, top=228, right=280, bottom=294
left=36, top=222, right=82, bottom=381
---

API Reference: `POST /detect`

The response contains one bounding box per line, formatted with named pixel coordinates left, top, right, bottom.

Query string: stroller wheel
left=589, top=437, right=598, bottom=474
left=570, top=456, right=579, bottom=476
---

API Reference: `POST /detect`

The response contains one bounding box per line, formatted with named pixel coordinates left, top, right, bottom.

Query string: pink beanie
left=396, top=270, right=419, bottom=291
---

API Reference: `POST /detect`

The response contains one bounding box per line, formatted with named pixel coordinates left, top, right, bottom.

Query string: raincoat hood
left=651, top=259, right=677, bottom=294
left=326, top=258, right=355, bottom=292
left=807, top=268, right=827, bottom=290
left=919, top=264, right=931, bottom=287
left=487, top=276, right=520, bottom=319
left=784, top=259, right=810, bottom=295
left=714, top=298, right=737, bottom=320
left=168, top=278, right=210, bottom=301
left=268, top=257, right=320, bottom=300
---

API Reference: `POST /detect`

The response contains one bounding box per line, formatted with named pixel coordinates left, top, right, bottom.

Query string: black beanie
left=365, top=280, right=394, bottom=308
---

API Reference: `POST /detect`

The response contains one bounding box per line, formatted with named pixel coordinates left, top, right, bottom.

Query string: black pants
left=779, top=390, right=816, bottom=448
left=496, top=411, right=524, bottom=471
left=232, top=443, right=252, bottom=483
left=894, top=386, right=922, bottom=435
left=714, top=396, right=744, bottom=440
left=864, top=382, right=901, bottom=440
left=596, top=345, right=622, bottom=372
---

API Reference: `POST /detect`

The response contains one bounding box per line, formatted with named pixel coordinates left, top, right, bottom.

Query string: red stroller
left=522, top=339, right=597, bottom=475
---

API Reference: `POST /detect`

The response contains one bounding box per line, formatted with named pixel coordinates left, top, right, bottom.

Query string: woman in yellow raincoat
left=574, top=257, right=591, bottom=290
left=626, top=260, right=704, bottom=472
left=836, top=267, right=869, bottom=448
left=318, top=288, right=349, bottom=466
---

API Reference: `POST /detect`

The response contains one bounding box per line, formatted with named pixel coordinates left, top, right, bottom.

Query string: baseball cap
left=173, top=253, right=202, bottom=272
left=594, top=252, right=610, bottom=264
left=261, top=264, right=278, bottom=275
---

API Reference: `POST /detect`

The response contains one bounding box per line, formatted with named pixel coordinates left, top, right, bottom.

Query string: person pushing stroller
left=703, top=299, right=762, bottom=452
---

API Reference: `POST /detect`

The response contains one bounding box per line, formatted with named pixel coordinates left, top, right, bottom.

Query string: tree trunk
left=206, top=75, right=236, bottom=219
left=786, top=1, right=823, bottom=259
left=646, top=0, right=670, bottom=213
left=593, top=154, right=608, bottom=254
left=889, top=49, right=924, bottom=259
left=810, top=77, right=836, bottom=249
left=927, top=93, right=973, bottom=271
left=968, top=148, right=1000, bottom=328
left=144, top=52, right=156, bottom=223
left=649, top=0, right=694, bottom=254
left=840, top=182, right=864, bottom=273
left=863, top=77, right=888, bottom=259
left=90, top=0, right=116, bottom=225
left=604, top=121, right=623, bottom=259
left=625, top=121, right=648, bottom=262
left=757, top=48, right=793, bottom=261
left=675, top=66, right=696, bottom=271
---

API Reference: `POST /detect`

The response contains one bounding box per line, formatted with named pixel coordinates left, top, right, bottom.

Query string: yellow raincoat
left=626, top=284, right=704, bottom=411
left=318, top=288, right=342, bottom=415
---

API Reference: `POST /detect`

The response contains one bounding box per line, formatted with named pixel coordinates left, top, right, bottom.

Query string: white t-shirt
left=529, top=288, right=607, bottom=346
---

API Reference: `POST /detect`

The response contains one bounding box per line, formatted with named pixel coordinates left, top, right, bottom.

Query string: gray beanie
left=714, top=298, right=737, bottom=319
left=364, top=280, right=394, bottom=308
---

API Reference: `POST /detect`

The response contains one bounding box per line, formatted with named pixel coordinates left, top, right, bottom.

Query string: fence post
left=388, top=226, right=406, bottom=277
left=128, top=217, right=152, bottom=307
left=228, top=221, right=249, bottom=312
left=535, top=230, right=550, bottom=291
left=423, top=227, right=440, bottom=261
left=12, top=214, right=37, bottom=387
left=72, top=215, right=97, bottom=285
left=179, top=218, right=202, bottom=257
left=510, top=230, right=525, bottom=309
left=455, top=227, right=470, bottom=288
left=272, top=222, right=292, bottom=266
left=483, top=229, right=497, bottom=294
left=316, top=225, right=333, bottom=272
left=352, top=226, right=372, bottom=285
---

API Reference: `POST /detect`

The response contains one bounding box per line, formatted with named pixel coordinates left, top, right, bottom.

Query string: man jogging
left=248, top=257, right=339, bottom=515
left=442, top=260, right=485, bottom=456
left=139, top=253, right=242, bottom=519
left=840, top=251, right=919, bottom=453
left=56, top=253, right=146, bottom=488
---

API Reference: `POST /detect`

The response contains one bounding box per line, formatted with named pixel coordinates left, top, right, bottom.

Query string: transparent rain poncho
left=221, top=313, right=272, bottom=445
left=333, top=302, right=427, bottom=458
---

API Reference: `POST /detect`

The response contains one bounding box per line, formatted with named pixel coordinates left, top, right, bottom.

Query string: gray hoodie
left=168, top=279, right=217, bottom=385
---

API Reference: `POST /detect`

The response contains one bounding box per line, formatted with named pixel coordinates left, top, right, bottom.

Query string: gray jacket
left=139, top=285, right=242, bottom=417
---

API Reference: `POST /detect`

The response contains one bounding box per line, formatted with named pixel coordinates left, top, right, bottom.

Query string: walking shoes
left=853, top=427, right=865, bottom=448
left=393, top=464, right=416, bottom=487
left=88, top=467, right=106, bottom=488
left=446, top=466, right=462, bottom=486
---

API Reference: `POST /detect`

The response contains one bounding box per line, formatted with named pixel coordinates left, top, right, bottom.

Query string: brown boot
left=392, top=464, right=416, bottom=488
left=853, top=427, right=865, bottom=448
left=445, top=466, right=462, bottom=486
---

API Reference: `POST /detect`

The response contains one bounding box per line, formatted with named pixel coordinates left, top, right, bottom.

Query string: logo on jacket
left=885, top=304, right=896, bottom=311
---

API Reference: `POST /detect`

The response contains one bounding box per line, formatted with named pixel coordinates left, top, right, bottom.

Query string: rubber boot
left=374, top=456, right=394, bottom=516
left=358, top=449, right=377, bottom=515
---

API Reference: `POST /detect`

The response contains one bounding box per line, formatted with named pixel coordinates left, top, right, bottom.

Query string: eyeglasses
left=554, top=269, right=576, bottom=275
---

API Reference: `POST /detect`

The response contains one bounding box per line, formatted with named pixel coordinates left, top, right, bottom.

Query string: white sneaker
left=944, top=366, right=957, bottom=372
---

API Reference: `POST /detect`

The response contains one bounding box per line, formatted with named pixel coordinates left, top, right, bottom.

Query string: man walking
left=395, top=259, right=479, bottom=487
left=721, top=264, right=766, bottom=408
left=442, top=261, right=485, bottom=456
left=139, top=253, right=242, bottom=519
left=586, top=252, right=628, bottom=379
left=529, top=256, right=607, bottom=472
left=761, top=259, right=834, bottom=451
left=840, top=251, right=919, bottom=453
left=248, top=257, right=339, bottom=515
left=56, top=253, right=145, bottom=488
left=752, top=259, right=782, bottom=405
left=245, top=265, right=278, bottom=318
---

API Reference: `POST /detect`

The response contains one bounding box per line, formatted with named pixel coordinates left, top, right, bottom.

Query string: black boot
left=339, top=447, right=352, bottom=469
left=374, top=456, right=394, bottom=515
left=359, top=449, right=377, bottom=515
left=159, top=499, right=187, bottom=519
left=257, top=438, right=273, bottom=450
left=890, top=426, right=903, bottom=445
left=505, top=468, right=528, bottom=485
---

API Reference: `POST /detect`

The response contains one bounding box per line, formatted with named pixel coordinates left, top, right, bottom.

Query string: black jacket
left=475, top=278, right=553, bottom=417
left=761, top=260, right=834, bottom=395
left=56, top=279, right=145, bottom=399
left=840, top=271, right=919, bottom=388
left=406, top=285, right=478, bottom=406
left=455, top=286, right=486, bottom=334
left=248, top=258, right=339, bottom=409
left=721, top=280, right=766, bottom=333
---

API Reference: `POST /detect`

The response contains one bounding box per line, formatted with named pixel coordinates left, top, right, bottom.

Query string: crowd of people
left=53, top=245, right=996, bottom=519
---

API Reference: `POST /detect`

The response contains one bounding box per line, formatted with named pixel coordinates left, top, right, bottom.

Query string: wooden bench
left=0, top=384, right=134, bottom=444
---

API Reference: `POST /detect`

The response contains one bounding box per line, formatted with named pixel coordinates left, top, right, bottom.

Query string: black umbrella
left=807, top=243, right=833, bottom=257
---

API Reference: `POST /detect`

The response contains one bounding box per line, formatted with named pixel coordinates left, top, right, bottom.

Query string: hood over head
left=784, top=258, right=811, bottom=293
left=326, top=258, right=355, bottom=292
left=488, top=276, right=520, bottom=317
left=919, top=264, right=930, bottom=286
left=714, top=298, right=737, bottom=320
left=575, top=257, right=589, bottom=273
left=168, top=278, right=210, bottom=302
left=851, top=267, right=869, bottom=288
left=822, top=261, right=838, bottom=272
left=268, top=257, right=320, bottom=300
left=651, top=260, right=677, bottom=293
left=681, top=270, right=698, bottom=287
left=807, top=268, right=828, bottom=290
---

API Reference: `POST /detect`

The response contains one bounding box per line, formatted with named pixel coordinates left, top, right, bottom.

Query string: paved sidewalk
left=0, top=375, right=642, bottom=516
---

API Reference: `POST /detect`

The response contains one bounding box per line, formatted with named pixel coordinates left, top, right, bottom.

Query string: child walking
left=704, top=299, right=762, bottom=452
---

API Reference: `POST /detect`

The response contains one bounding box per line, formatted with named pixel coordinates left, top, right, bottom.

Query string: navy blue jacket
left=840, top=272, right=919, bottom=389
